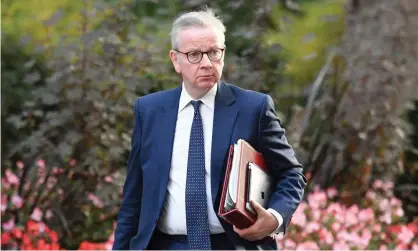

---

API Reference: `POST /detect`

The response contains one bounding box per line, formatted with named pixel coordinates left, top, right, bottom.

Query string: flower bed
left=275, top=180, right=418, bottom=250
left=2, top=160, right=416, bottom=250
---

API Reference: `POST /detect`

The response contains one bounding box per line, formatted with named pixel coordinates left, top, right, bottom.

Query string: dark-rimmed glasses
left=173, top=48, right=225, bottom=64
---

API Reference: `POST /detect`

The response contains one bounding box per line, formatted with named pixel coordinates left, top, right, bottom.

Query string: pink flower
left=379, top=213, right=392, bottom=224
left=345, top=210, right=358, bottom=227
left=373, top=223, right=381, bottom=232
left=284, top=239, right=296, bottom=249
left=88, top=193, right=104, bottom=208
left=5, top=169, right=19, bottom=185
left=379, top=199, right=390, bottom=211
left=391, top=197, right=402, bottom=206
left=2, top=218, right=15, bottom=231
left=105, top=242, right=113, bottom=250
left=333, top=241, right=350, bottom=250
left=359, top=229, right=372, bottom=248
left=69, top=159, right=76, bottom=166
left=276, top=241, right=284, bottom=250
left=347, top=204, right=359, bottom=214
left=358, top=208, right=374, bottom=222
left=16, top=161, right=24, bottom=169
left=1, top=178, right=11, bottom=190
left=337, top=231, right=360, bottom=245
left=307, top=191, right=327, bottom=209
left=296, top=241, right=320, bottom=250
left=104, top=176, right=114, bottom=183
left=335, top=211, right=345, bottom=223
left=312, top=210, right=321, bottom=221
left=379, top=244, right=387, bottom=250
left=326, top=187, right=338, bottom=199
left=366, top=190, right=376, bottom=200
left=327, top=203, right=343, bottom=215
left=292, top=207, right=307, bottom=227
left=398, top=226, right=414, bottom=244
left=373, top=180, right=383, bottom=189
left=46, top=210, right=53, bottom=219
left=11, top=194, right=23, bottom=208
left=305, top=222, right=320, bottom=233
left=1, top=195, right=7, bottom=212
left=37, top=159, right=45, bottom=168
left=395, top=208, right=404, bottom=217
left=331, top=222, right=341, bottom=232
left=30, top=207, right=43, bottom=221
left=395, top=243, right=408, bottom=250
left=319, top=228, right=334, bottom=245
left=412, top=243, right=418, bottom=250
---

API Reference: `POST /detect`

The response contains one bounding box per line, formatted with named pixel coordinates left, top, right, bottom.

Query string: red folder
left=218, top=139, right=269, bottom=229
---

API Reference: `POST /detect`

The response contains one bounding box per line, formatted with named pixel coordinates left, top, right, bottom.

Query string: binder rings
left=218, top=139, right=274, bottom=229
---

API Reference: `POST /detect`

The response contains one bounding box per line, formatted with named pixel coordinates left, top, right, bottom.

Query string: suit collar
left=178, top=82, right=217, bottom=113
left=160, top=81, right=235, bottom=112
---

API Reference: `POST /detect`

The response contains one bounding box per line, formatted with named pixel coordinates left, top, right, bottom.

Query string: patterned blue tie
left=185, top=100, right=212, bottom=250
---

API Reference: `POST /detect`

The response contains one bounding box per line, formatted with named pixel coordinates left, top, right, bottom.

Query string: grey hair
left=170, top=7, right=226, bottom=49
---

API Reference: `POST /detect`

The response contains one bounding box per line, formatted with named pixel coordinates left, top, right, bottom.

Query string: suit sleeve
left=258, top=94, right=307, bottom=234
left=113, top=98, right=143, bottom=250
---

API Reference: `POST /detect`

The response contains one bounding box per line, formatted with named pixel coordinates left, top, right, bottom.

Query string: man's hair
left=170, top=7, right=226, bottom=49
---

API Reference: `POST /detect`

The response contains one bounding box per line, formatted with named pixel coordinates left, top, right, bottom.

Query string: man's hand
left=233, top=200, right=279, bottom=241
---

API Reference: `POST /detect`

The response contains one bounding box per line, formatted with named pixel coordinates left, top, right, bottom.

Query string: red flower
left=1, top=232, right=11, bottom=245
left=387, top=225, right=401, bottom=234
left=37, top=239, right=46, bottom=249
left=49, top=231, right=58, bottom=242
left=11, top=227, right=23, bottom=239
left=407, top=222, right=418, bottom=235
left=51, top=243, right=60, bottom=250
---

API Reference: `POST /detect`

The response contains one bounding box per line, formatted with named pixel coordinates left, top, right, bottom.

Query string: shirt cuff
left=267, top=208, right=284, bottom=235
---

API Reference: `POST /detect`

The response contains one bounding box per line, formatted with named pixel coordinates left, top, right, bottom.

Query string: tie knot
left=190, top=100, right=202, bottom=111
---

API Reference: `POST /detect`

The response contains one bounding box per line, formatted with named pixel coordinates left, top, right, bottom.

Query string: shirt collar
left=178, top=82, right=217, bottom=113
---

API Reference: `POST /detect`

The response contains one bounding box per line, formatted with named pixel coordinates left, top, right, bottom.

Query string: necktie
left=185, top=100, right=212, bottom=250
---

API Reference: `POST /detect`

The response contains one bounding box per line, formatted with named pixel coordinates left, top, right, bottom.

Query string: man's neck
left=183, top=84, right=214, bottom=100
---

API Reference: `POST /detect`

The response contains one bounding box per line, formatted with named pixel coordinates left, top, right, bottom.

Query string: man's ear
left=169, top=50, right=181, bottom=74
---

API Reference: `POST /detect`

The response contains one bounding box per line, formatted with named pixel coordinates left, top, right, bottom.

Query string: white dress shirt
left=158, top=83, right=283, bottom=235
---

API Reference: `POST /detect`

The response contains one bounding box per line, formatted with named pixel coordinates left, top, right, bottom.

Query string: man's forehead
left=177, top=27, right=223, bottom=48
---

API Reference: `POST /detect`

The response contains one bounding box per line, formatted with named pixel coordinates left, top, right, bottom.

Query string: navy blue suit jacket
left=113, top=82, right=307, bottom=250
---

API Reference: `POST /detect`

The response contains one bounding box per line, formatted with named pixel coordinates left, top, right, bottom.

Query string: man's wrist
left=267, top=208, right=284, bottom=235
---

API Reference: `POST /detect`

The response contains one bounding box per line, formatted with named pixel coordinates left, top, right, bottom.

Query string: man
left=113, top=8, right=306, bottom=250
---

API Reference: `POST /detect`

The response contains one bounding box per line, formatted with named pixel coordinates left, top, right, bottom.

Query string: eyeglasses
left=173, top=48, right=225, bottom=64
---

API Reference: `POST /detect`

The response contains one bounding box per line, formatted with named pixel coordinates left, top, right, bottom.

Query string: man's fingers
left=250, top=200, right=265, bottom=215
left=233, top=222, right=263, bottom=240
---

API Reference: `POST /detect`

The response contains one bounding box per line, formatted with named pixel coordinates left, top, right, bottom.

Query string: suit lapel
left=156, top=86, right=181, bottom=208
left=211, top=82, right=238, bottom=204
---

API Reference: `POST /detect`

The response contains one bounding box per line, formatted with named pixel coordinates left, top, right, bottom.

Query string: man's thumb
left=250, top=200, right=264, bottom=214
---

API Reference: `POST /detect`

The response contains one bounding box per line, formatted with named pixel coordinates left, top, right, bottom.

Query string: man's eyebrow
left=183, top=46, right=222, bottom=52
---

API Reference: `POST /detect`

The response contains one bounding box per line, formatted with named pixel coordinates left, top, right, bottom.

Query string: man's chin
left=196, top=79, right=217, bottom=89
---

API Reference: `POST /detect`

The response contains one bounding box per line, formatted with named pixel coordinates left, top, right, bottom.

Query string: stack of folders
left=218, top=139, right=274, bottom=229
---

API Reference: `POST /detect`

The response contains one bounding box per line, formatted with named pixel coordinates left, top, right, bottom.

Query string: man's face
left=170, top=27, right=225, bottom=94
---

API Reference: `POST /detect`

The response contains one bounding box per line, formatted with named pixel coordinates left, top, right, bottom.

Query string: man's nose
left=200, top=53, right=212, bottom=68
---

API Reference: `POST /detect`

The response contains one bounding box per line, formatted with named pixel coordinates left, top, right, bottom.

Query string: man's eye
left=209, top=50, right=221, bottom=57
left=188, top=52, right=201, bottom=58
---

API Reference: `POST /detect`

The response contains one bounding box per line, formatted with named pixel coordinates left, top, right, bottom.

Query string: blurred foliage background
left=1, top=0, right=417, bottom=249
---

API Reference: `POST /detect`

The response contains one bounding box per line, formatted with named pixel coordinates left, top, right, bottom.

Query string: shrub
left=1, top=160, right=120, bottom=249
